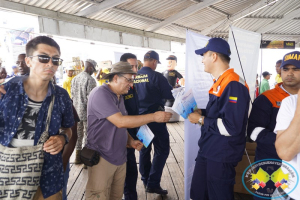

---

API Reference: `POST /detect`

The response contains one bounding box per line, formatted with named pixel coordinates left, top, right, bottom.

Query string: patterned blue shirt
left=0, top=77, right=75, bottom=198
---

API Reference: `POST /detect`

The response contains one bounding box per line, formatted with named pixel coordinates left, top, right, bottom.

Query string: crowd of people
left=0, top=35, right=300, bottom=200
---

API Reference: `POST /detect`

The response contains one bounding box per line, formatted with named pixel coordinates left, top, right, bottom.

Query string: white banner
left=228, top=26, right=261, bottom=102
left=114, top=52, right=124, bottom=63
left=184, top=30, right=212, bottom=200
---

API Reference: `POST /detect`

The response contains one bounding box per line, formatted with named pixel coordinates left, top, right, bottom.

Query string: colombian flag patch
left=229, top=96, right=237, bottom=103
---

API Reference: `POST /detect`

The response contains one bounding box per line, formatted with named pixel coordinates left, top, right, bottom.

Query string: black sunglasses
left=29, top=55, right=63, bottom=66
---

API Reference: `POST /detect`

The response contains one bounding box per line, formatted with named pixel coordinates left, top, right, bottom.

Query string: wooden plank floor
left=67, top=121, right=253, bottom=200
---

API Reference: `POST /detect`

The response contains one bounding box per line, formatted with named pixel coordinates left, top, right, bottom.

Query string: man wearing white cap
left=71, top=59, right=97, bottom=165
left=63, top=65, right=75, bottom=97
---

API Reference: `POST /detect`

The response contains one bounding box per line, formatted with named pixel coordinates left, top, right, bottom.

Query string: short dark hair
left=276, top=60, right=282, bottom=65
left=108, top=74, right=118, bottom=82
left=26, top=36, right=61, bottom=56
left=144, top=58, right=155, bottom=62
left=108, top=73, right=124, bottom=82
left=120, top=53, right=137, bottom=62
left=108, top=75, right=114, bottom=82
left=216, top=52, right=231, bottom=63
left=209, top=51, right=230, bottom=63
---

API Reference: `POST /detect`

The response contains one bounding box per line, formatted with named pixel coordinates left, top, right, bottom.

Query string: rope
left=245, top=148, right=255, bottom=174
left=230, top=25, right=262, bottom=170
left=259, top=34, right=263, bottom=95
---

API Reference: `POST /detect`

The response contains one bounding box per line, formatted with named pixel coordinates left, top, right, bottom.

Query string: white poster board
left=184, top=30, right=212, bottom=200
left=228, top=26, right=261, bottom=102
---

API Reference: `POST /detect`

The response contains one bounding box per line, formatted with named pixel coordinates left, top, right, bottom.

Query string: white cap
left=65, top=66, right=74, bottom=70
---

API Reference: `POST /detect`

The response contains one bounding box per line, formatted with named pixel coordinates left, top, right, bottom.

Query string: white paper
left=171, top=87, right=185, bottom=98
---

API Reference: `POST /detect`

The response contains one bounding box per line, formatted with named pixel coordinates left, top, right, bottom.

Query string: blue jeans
left=63, top=162, right=70, bottom=200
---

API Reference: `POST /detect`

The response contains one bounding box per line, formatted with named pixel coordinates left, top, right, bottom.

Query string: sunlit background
left=0, top=10, right=298, bottom=88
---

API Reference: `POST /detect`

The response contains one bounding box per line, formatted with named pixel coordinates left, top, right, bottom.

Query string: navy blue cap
left=166, top=55, right=177, bottom=62
left=195, top=38, right=231, bottom=57
left=280, top=51, right=300, bottom=69
left=262, top=71, right=272, bottom=77
left=144, top=50, right=161, bottom=64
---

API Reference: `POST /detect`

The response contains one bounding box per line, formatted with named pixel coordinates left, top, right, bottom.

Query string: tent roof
left=3, top=0, right=300, bottom=43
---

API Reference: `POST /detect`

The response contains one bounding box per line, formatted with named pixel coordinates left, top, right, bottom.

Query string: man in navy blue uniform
left=120, top=53, right=140, bottom=200
left=188, top=38, right=250, bottom=200
left=247, top=51, right=300, bottom=200
left=135, top=50, right=174, bottom=195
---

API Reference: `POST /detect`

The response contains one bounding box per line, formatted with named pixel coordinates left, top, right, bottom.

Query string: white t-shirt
left=274, top=94, right=300, bottom=199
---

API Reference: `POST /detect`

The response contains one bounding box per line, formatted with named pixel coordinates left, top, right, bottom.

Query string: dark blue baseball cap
left=280, top=51, right=300, bottom=69
left=195, top=38, right=231, bottom=57
left=262, top=71, right=272, bottom=77
left=144, top=50, right=161, bottom=64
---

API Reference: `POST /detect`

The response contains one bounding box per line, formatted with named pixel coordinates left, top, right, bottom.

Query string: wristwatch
left=59, top=132, right=69, bottom=145
left=198, top=116, right=204, bottom=126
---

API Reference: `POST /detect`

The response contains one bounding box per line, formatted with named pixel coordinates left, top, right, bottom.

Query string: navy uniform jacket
left=247, top=83, right=289, bottom=160
left=161, top=69, right=183, bottom=87
left=199, top=69, right=250, bottom=163
left=123, top=86, right=139, bottom=139
left=135, top=67, right=174, bottom=114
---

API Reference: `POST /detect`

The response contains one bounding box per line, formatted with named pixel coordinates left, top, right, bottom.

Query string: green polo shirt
left=260, top=78, right=270, bottom=94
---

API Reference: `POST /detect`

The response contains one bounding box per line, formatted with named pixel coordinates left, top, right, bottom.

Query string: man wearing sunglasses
left=17, top=53, right=30, bottom=76
left=0, top=36, right=74, bottom=199
left=71, top=59, right=97, bottom=166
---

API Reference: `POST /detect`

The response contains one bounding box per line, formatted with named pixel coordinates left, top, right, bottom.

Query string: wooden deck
left=67, top=121, right=253, bottom=200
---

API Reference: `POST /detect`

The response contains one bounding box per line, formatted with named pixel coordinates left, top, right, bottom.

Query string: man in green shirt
left=260, top=71, right=272, bottom=94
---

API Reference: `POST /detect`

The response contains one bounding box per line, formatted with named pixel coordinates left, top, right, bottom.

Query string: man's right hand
left=194, top=109, right=202, bottom=115
left=296, top=89, right=300, bottom=115
left=188, top=112, right=201, bottom=124
left=153, top=111, right=172, bottom=122
left=0, top=79, right=6, bottom=98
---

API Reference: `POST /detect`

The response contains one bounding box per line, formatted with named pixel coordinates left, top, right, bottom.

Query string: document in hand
left=0, top=77, right=14, bottom=85
left=171, top=87, right=185, bottom=98
left=137, top=125, right=154, bottom=148
left=171, top=88, right=197, bottom=119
